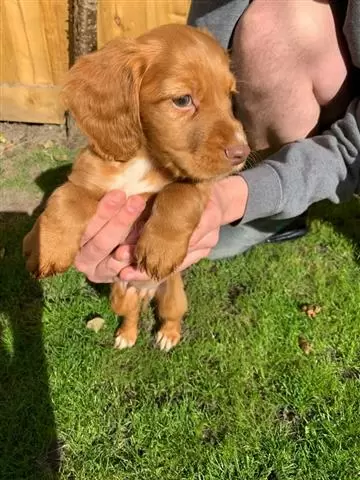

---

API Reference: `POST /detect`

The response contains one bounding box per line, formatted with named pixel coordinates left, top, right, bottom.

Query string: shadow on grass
left=0, top=164, right=71, bottom=479
left=310, top=197, right=360, bottom=261
left=0, top=212, right=60, bottom=480
left=0, top=161, right=359, bottom=479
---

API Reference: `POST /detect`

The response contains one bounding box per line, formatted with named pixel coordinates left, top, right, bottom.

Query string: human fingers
left=74, top=196, right=145, bottom=278
left=80, top=190, right=127, bottom=246
left=117, top=230, right=217, bottom=282
left=189, top=198, right=222, bottom=247
left=119, top=243, right=212, bottom=282
left=177, top=247, right=212, bottom=271
left=86, top=254, right=130, bottom=283
left=187, top=229, right=219, bottom=253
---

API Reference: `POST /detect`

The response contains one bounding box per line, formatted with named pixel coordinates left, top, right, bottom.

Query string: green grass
left=0, top=147, right=74, bottom=194
left=1, top=148, right=360, bottom=479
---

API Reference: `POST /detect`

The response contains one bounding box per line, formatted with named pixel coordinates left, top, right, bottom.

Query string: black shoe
left=265, top=211, right=309, bottom=244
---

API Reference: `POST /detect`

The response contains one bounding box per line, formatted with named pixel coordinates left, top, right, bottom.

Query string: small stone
left=86, top=316, right=105, bottom=333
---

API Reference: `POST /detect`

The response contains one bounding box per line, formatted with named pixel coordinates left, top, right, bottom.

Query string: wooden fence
left=0, top=0, right=190, bottom=125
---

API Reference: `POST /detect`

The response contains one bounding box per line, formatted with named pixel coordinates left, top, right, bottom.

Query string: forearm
left=212, top=176, right=249, bottom=225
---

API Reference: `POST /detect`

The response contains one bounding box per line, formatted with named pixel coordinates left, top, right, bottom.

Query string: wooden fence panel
left=0, top=1, right=191, bottom=124
left=0, top=0, right=68, bottom=124
left=97, top=0, right=190, bottom=47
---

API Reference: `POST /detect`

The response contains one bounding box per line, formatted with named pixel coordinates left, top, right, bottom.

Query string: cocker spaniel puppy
left=23, top=24, right=249, bottom=351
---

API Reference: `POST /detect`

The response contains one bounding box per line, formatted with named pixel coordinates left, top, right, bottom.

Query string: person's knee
left=232, top=3, right=317, bottom=147
left=231, top=1, right=348, bottom=148
left=234, top=2, right=319, bottom=78
left=234, top=1, right=347, bottom=99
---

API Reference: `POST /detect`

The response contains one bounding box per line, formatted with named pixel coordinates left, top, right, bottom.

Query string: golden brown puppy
left=23, top=24, right=249, bottom=351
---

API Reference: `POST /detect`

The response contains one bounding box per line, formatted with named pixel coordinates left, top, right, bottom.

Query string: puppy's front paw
left=23, top=220, right=74, bottom=278
left=156, top=326, right=181, bottom=351
left=114, top=327, right=138, bottom=349
left=135, top=230, right=188, bottom=281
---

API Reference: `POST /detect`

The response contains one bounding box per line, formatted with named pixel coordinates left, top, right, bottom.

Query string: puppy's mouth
left=190, top=160, right=247, bottom=184
left=231, top=159, right=247, bottom=174
left=159, top=146, right=250, bottom=184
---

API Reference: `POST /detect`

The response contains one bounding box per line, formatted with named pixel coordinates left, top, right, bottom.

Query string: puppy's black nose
left=225, top=144, right=250, bottom=165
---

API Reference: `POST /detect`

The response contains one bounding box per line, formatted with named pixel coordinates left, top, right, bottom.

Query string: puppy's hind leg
left=111, top=282, right=141, bottom=349
left=155, top=273, right=188, bottom=351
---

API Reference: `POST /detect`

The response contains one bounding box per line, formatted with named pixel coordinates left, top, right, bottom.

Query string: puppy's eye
left=172, top=95, right=193, bottom=108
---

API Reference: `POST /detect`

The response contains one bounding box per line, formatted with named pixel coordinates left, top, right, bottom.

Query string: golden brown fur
left=23, top=24, right=248, bottom=351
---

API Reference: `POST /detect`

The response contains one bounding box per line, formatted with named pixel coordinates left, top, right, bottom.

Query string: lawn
left=0, top=145, right=360, bottom=480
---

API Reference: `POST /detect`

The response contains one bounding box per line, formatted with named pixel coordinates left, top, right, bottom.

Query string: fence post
left=66, top=0, right=97, bottom=140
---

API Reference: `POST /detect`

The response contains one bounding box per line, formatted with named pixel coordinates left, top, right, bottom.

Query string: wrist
left=213, top=175, right=249, bottom=225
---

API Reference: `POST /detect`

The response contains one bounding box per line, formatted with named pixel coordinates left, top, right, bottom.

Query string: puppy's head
left=62, top=24, right=248, bottom=179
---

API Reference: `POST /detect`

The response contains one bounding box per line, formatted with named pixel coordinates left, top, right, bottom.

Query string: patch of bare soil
left=0, top=120, right=86, bottom=157
left=0, top=189, right=43, bottom=215
left=0, top=122, right=67, bottom=148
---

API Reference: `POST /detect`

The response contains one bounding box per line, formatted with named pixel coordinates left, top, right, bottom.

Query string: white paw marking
left=114, top=334, right=135, bottom=350
left=156, top=331, right=179, bottom=352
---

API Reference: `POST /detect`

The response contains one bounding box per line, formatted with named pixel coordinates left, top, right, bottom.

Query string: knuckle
left=74, top=258, right=87, bottom=273
left=113, top=212, right=135, bottom=229
left=106, top=257, right=121, bottom=275
left=94, top=204, right=114, bottom=223
left=89, top=237, right=108, bottom=256
left=87, top=273, right=101, bottom=283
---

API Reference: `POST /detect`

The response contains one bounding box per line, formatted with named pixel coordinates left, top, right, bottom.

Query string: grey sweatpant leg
left=208, top=218, right=292, bottom=260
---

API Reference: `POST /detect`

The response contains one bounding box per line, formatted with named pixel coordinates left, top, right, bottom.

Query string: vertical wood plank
left=1, top=0, right=68, bottom=85
left=97, top=0, right=190, bottom=47
left=1, top=0, right=192, bottom=123
left=1, top=0, right=68, bottom=123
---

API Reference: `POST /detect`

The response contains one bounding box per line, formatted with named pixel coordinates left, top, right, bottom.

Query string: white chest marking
left=108, top=156, right=162, bottom=196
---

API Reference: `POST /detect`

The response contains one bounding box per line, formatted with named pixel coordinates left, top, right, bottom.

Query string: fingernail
left=126, top=197, right=145, bottom=214
left=107, top=191, right=125, bottom=206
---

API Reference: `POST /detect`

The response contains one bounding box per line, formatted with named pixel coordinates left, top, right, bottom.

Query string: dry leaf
left=2, top=142, right=14, bottom=154
left=0, top=133, right=7, bottom=144
left=301, top=304, right=322, bottom=318
left=298, top=335, right=313, bottom=355
left=86, top=316, right=105, bottom=333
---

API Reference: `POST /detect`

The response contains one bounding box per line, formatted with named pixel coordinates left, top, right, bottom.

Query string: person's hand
left=117, top=175, right=249, bottom=282
left=74, top=190, right=146, bottom=283
left=74, top=176, right=248, bottom=283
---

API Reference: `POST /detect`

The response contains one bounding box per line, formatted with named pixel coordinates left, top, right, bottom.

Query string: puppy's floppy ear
left=61, top=38, right=147, bottom=160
